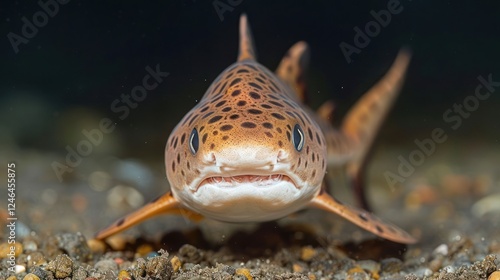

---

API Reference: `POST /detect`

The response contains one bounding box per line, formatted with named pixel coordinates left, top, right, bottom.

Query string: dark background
left=1, top=0, right=499, bottom=164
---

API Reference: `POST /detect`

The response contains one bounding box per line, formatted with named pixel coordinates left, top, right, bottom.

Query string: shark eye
left=189, top=128, right=199, bottom=155
left=292, top=124, right=305, bottom=151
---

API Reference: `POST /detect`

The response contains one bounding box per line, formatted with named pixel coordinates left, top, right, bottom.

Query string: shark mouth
left=197, top=174, right=297, bottom=190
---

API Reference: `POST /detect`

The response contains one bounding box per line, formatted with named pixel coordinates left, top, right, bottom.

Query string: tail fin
left=276, top=41, right=310, bottom=103
left=341, top=49, right=412, bottom=210
left=237, top=14, right=257, bottom=61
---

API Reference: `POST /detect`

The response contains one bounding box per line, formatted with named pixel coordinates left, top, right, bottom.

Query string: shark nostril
left=277, top=150, right=288, bottom=162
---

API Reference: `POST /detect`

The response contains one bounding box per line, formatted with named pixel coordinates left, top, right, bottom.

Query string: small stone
left=179, top=244, right=202, bottom=263
left=293, top=263, right=305, bottom=273
left=46, top=254, right=73, bottom=279
left=136, top=244, right=154, bottom=256
left=145, top=255, right=173, bottom=279
left=15, top=265, right=26, bottom=274
left=72, top=266, right=88, bottom=280
left=489, top=271, right=500, bottom=280
left=300, top=246, right=317, bottom=262
left=94, top=259, right=118, bottom=273
left=22, top=273, right=40, bottom=280
left=105, top=235, right=128, bottom=251
left=380, top=258, right=403, bottom=274
left=6, top=276, right=18, bottom=280
left=0, top=242, right=23, bottom=258
left=235, top=268, right=253, bottom=280
left=118, top=270, right=132, bottom=280
left=28, top=266, right=48, bottom=279
left=433, top=244, right=449, bottom=256
left=26, top=252, right=46, bottom=268
left=87, top=239, right=107, bottom=254
left=44, top=232, right=90, bottom=261
left=170, top=256, right=182, bottom=272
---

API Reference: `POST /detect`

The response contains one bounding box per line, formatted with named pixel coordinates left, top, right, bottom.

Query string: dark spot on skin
left=202, top=133, right=208, bottom=144
left=286, top=131, right=291, bottom=141
left=316, top=133, right=322, bottom=145
left=358, top=213, right=369, bottom=222
left=222, top=107, right=232, bottom=112
left=271, top=113, right=285, bottom=120
left=180, top=133, right=186, bottom=145
left=173, top=138, right=178, bottom=149
left=225, top=72, right=234, bottom=79
left=276, top=127, right=282, bottom=134
left=229, top=114, right=240, bottom=120
left=311, top=170, right=316, bottom=178
left=322, top=159, right=325, bottom=169
left=220, top=125, right=233, bottom=131
left=305, top=161, right=308, bottom=168
left=269, top=94, right=279, bottom=100
left=200, top=106, right=209, bottom=113
left=262, top=122, right=273, bottom=129
left=249, top=92, right=261, bottom=99
left=215, top=100, right=227, bottom=107
left=116, top=218, right=125, bottom=227
left=306, top=146, right=310, bottom=154
left=187, top=162, right=190, bottom=170
left=208, top=115, right=223, bottom=124
left=376, top=225, right=384, bottom=233
left=248, top=82, right=263, bottom=90
left=248, top=109, right=262, bottom=115
left=298, top=158, right=301, bottom=166
left=199, top=126, right=205, bottom=133
left=230, top=78, right=242, bottom=87
left=222, top=136, right=229, bottom=140
left=202, top=112, right=214, bottom=119
left=311, top=153, right=315, bottom=162
left=278, top=141, right=283, bottom=148
left=265, top=132, right=273, bottom=138
left=237, top=68, right=249, bottom=73
left=210, top=143, right=215, bottom=149
left=241, top=122, right=257, bottom=128
left=182, top=113, right=193, bottom=126
left=269, top=100, right=284, bottom=107
left=261, top=104, right=272, bottom=109
left=231, top=90, right=241, bottom=97
left=177, top=154, right=181, bottom=164
left=246, top=64, right=258, bottom=71
left=181, top=170, right=185, bottom=176
left=213, top=131, right=218, bottom=136
left=286, top=124, right=292, bottom=130
left=237, top=100, right=247, bottom=106
left=308, top=128, right=313, bottom=140
left=255, top=77, right=265, bottom=84
left=172, top=161, right=176, bottom=172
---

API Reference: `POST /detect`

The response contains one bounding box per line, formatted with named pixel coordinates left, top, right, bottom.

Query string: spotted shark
left=96, top=15, right=415, bottom=244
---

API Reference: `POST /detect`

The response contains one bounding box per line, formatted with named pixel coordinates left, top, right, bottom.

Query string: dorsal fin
left=276, top=41, right=310, bottom=103
left=238, top=14, right=257, bottom=61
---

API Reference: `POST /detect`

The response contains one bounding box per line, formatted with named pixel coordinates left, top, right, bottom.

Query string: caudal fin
left=341, top=50, right=412, bottom=210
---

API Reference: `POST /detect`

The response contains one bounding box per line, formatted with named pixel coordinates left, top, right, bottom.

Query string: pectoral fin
left=310, top=189, right=417, bottom=244
left=95, top=191, right=203, bottom=240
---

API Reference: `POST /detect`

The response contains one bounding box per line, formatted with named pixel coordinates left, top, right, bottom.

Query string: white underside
left=173, top=180, right=318, bottom=222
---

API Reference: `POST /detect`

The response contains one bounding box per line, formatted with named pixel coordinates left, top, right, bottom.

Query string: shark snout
left=203, top=146, right=290, bottom=169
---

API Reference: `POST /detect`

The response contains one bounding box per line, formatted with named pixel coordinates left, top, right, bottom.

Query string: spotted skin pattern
left=96, top=15, right=416, bottom=244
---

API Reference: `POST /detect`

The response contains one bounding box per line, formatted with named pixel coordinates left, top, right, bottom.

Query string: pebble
left=300, top=246, right=317, bottom=262
left=6, top=276, right=17, bottom=280
left=46, top=254, right=73, bottom=279
left=87, top=239, right=107, bottom=254
left=292, top=262, right=306, bottom=273
left=94, top=259, right=118, bottom=272
left=45, top=232, right=90, bottom=261
left=22, top=273, right=40, bottom=280
left=380, top=258, right=403, bottom=274
left=146, top=255, right=173, bottom=279
left=0, top=242, right=23, bottom=258
left=29, top=266, right=48, bottom=279
left=118, top=270, right=132, bottom=280
left=179, top=244, right=202, bottom=263
left=170, top=256, right=182, bottom=272
left=489, top=271, right=500, bottom=280
left=105, top=235, right=128, bottom=251
left=136, top=244, right=154, bottom=256
left=235, top=268, right=253, bottom=280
